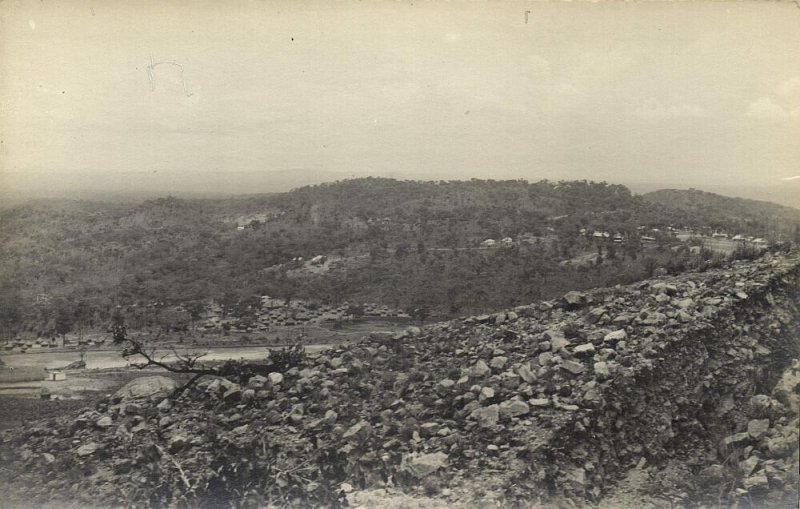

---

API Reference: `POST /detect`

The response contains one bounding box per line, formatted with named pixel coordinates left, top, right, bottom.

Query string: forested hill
left=1, top=178, right=798, bottom=337
left=644, top=188, right=800, bottom=237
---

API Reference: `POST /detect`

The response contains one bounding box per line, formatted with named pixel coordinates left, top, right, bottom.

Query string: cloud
left=746, top=96, right=798, bottom=119
left=633, top=100, right=706, bottom=118
left=777, top=77, right=800, bottom=99
left=780, top=175, right=800, bottom=181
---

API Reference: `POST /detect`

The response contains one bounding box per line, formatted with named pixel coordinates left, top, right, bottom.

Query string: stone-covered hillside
left=1, top=252, right=798, bottom=508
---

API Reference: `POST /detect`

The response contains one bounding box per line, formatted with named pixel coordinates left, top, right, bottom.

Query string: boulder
left=470, top=405, right=499, bottom=428
left=559, top=360, right=585, bottom=375
left=113, top=376, right=177, bottom=403
left=499, top=399, right=530, bottom=418
left=573, top=343, right=596, bottom=356
left=604, top=330, right=627, bottom=343
left=75, top=442, right=100, bottom=457
left=747, top=419, right=770, bottom=440
left=401, top=452, right=448, bottom=479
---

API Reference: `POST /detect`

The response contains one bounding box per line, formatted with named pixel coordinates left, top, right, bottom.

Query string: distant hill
left=643, top=188, right=800, bottom=239
left=1, top=178, right=797, bottom=338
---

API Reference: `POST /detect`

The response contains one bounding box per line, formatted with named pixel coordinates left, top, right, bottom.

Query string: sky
left=1, top=0, right=799, bottom=206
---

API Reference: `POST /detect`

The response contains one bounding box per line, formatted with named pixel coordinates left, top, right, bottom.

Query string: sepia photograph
left=0, top=0, right=799, bottom=507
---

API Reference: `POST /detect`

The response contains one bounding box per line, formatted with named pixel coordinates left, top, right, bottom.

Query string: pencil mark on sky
left=146, top=55, right=193, bottom=97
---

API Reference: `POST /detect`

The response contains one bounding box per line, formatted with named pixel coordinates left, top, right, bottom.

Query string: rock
left=559, top=360, right=585, bottom=375
left=674, top=298, right=695, bottom=309
left=156, top=398, right=172, bottom=412
left=401, top=452, right=448, bottom=479
left=538, top=352, right=554, bottom=366
left=766, top=432, right=797, bottom=458
left=76, top=442, right=100, bottom=457
left=612, top=313, right=633, bottom=326
left=436, top=379, right=455, bottom=394
left=95, top=416, right=113, bottom=428
left=562, top=291, right=586, bottom=308
left=743, top=471, right=769, bottom=491
left=499, top=399, right=530, bottom=418
left=41, top=453, right=55, bottom=464
left=342, top=421, right=372, bottom=443
left=323, top=410, right=338, bottom=425
left=268, top=372, right=284, bottom=385
left=550, top=335, right=571, bottom=353
left=593, top=361, right=611, bottom=378
left=720, top=432, right=751, bottom=450
left=470, top=405, right=500, bottom=428
left=748, top=394, right=776, bottom=418
left=697, top=464, right=727, bottom=487
left=573, top=343, right=596, bottom=356
left=586, top=307, right=607, bottom=324
left=517, top=364, right=536, bottom=384
left=489, top=356, right=508, bottom=370
left=248, top=375, right=268, bottom=388
left=241, top=389, right=256, bottom=403
left=564, top=467, right=587, bottom=486
left=223, top=385, right=242, bottom=401
left=470, top=360, right=491, bottom=377
left=406, top=326, right=422, bottom=336
left=651, top=282, right=677, bottom=295
left=604, top=330, right=627, bottom=343
left=739, top=456, right=759, bottom=477
left=529, top=398, right=550, bottom=407
left=747, top=419, right=770, bottom=439
left=113, top=376, right=177, bottom=403
left=479, top=387, right=495, bottom=401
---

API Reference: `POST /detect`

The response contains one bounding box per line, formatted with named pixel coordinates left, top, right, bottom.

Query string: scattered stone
left=88, top=414, right=109, bottom=428
left=499, top=399, right=530, bottom=418
left=470, top=405, right=500, bottom=428
left=559, top=360, right=585, bottom=375
left=470, top=360, right=491, bottom=377
left=573, top=343, right=596, bottom=356
left=113, top=376, right=177, bottom=403
left=75, top=442, right=100, bottom=457
left=604, top=330, right=627, bottom=343
left=401, top=452, right=448, bottom=478
left=747, top=419, right=770, bottom=440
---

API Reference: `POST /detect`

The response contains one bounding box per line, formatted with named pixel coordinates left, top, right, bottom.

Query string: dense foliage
left=1, top=178, right=797, bottom=338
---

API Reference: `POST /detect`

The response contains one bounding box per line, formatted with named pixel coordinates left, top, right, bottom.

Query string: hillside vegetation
left=1, top=178, right=797, bottom=338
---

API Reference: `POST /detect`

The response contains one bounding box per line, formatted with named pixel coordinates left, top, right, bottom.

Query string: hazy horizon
left=2, top=1, right=799, bottom=207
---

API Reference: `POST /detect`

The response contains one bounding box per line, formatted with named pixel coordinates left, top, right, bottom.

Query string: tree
left=346, top=303, right=365, bottom=321
left=54, top=306, right=73, bottom=341
left=111, top=308, right=128, bottom=343
left=407, top=306, right=430, bottom=325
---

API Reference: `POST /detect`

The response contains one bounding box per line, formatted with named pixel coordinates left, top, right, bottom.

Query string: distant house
left=732, top=234, right=745, bottom=241
left=752, top=238, right=768, bottom=246
left=612, top=233, right=624, bottom=243
left=712, top=232, right=728, bottom=238
left=500, top=237, right=514, bottom=247
left=641, top=235, right=656, bottom=243
left=592, top=231, right=610, bottom=239
left=482, top=239, right=497, bottom=248
left=45, top=371, right=66, bottom=381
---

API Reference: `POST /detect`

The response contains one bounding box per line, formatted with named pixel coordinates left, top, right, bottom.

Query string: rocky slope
left=1, top=252, right=799, bottom=508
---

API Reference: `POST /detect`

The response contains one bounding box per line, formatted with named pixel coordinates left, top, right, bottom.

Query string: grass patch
left=0, top=367, right=47, bottom=383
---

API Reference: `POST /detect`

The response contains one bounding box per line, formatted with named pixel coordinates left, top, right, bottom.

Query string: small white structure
left=482, top=239, right=497, bottom=247
left=45, top=371, right=66, bottom=381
